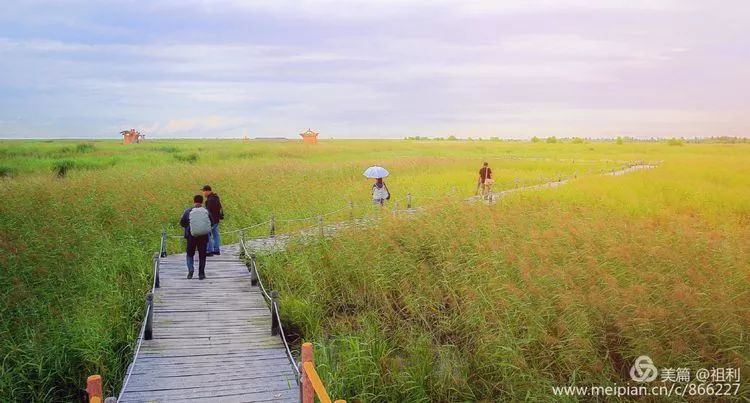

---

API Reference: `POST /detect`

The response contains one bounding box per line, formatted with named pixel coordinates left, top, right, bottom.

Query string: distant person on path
left=202, top=185, right=224, bottom=256
left=478, top=162, right=494, bottom=199
left=180, top=195, right=211, bottom=280
left=372, top=178, right=390, bottom=206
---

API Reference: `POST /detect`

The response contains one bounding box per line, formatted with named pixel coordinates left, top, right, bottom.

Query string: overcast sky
left=1, top=0, right=748, bottom=139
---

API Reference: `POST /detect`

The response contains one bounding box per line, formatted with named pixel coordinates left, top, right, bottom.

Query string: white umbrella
left=363, top=166, right=389, bottom=178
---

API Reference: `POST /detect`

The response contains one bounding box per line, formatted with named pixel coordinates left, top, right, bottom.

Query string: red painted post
left=86, top=375, right=103, bottom=403
left=301, top=342, right=314, bottom=403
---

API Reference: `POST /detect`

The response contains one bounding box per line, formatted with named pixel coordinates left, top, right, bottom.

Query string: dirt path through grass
left=468, top=163, right=657, bottom=202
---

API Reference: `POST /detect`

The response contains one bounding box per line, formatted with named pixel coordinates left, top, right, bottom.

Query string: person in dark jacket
left=180, top=195, right=209, bottom=279
left=202, top=185, right=223, bottom=256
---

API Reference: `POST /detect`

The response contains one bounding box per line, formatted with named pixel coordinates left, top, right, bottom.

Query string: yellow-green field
left=0, top=139, right=748, bottom=401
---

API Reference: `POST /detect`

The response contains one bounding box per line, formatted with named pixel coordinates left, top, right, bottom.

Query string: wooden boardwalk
left=118, top=243, right=299, bottom=402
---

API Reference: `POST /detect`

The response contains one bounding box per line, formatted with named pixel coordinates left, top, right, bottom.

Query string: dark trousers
left=186, top=235, right=208, bottom=277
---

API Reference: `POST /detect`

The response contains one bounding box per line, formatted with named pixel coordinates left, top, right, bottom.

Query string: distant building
left=120, top=129, right=144, bottom=144
left=299, top=129, right=319, bottom=144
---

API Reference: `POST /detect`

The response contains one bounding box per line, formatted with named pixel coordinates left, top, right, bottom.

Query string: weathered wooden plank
left=129, top=361, right=294, bottom=377
left=138, top=343, right=287, bottom=354
left=119, top=380, right=297, bottom=401
left=130, top=355, right=293, bottom=372
left=130, top=360, right=292, bottom=375
left=149, top=324, right=272, bottom=331
left=119, top=389, right=297, bottom=403
left=121, top=372, right=297, bottom=392
left=143, top=332, right=277, bottom=339
left=148, top=322, right=272, bottom=329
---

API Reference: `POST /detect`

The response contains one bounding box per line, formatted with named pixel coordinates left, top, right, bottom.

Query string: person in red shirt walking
left=478, top=162, right=494, bottom=199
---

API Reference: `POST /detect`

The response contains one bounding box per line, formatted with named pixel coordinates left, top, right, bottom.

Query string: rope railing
left=276, top=215, right=319, bottom=223
left=239, top=234, right=301, bottom=381
left=220, top=219, right=271, bottom=235
left=247, top=254, right=272, bottom=302
left=112, top=251, right=161, bottom=402
left=239, top=230, right=348, bottom=402
left=273, top=298, right=301, bottom=380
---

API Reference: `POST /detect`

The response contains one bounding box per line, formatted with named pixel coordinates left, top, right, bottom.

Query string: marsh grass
left=0, top=139, right=747, bottom=401
left=173, top=152, right=199, bottom=163
left=0, top=165, right=15, bottom=178
left=52, top=159, right=76, bottom=177
left=259, top=147, right=750, bottom=401
left=76, top=143, right=96, bottom=153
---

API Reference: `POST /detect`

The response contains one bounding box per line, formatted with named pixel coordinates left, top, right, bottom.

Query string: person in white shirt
left=372, top=177, right=390, bottom=205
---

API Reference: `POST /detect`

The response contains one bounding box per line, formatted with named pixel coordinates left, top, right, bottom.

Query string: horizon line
left=1, top=135, right=748, bottom=141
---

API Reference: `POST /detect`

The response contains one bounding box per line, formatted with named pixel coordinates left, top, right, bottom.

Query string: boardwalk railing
left=84, top=250, right=161, bottom=402
left=239, top=238, right=299, bottom=377
left=300, top=342, right=346, bottom=403
left=239, top=232, right=346, bottom=403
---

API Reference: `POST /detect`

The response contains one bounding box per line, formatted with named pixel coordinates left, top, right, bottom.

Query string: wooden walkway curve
left=118, top=243, right=299, bottom=402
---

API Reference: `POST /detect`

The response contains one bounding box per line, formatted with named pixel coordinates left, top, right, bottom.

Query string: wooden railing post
left=270, top=290, right=280, bottom=336
left=145, top=292, right=154, bottom=340
left=239, top=230, right=245, bottom=257
left=407, top=193, right=412, bottom=209
left=160, top=230, right=167, bottom=258
left=153, top=253, right=160, bottom=289
left=249, top=253, right=258, bottom=286
left=301, top=342, right=314, bottom=403
left=86, top=375, right=103, bottom=403
left=270, top=214, right=276, bottom=238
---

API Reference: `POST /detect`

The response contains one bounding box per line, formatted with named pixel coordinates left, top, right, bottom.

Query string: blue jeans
left=207, top=223, right=221, bottom=254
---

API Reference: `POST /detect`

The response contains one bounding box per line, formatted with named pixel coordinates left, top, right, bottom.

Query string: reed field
left=0, top=139, right=748, bottom=401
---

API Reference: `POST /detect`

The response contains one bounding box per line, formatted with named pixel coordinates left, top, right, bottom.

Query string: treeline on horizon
left=404, top=135, right=750, bottom=143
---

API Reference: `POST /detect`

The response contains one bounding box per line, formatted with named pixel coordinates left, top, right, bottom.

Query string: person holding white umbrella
left=363, top=166, right=391, bottom=206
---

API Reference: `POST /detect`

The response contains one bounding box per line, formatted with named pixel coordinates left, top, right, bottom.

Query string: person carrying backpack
left=180, top=194, right=211, bottom=280
left=202, top=185, right=224, bottom=256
